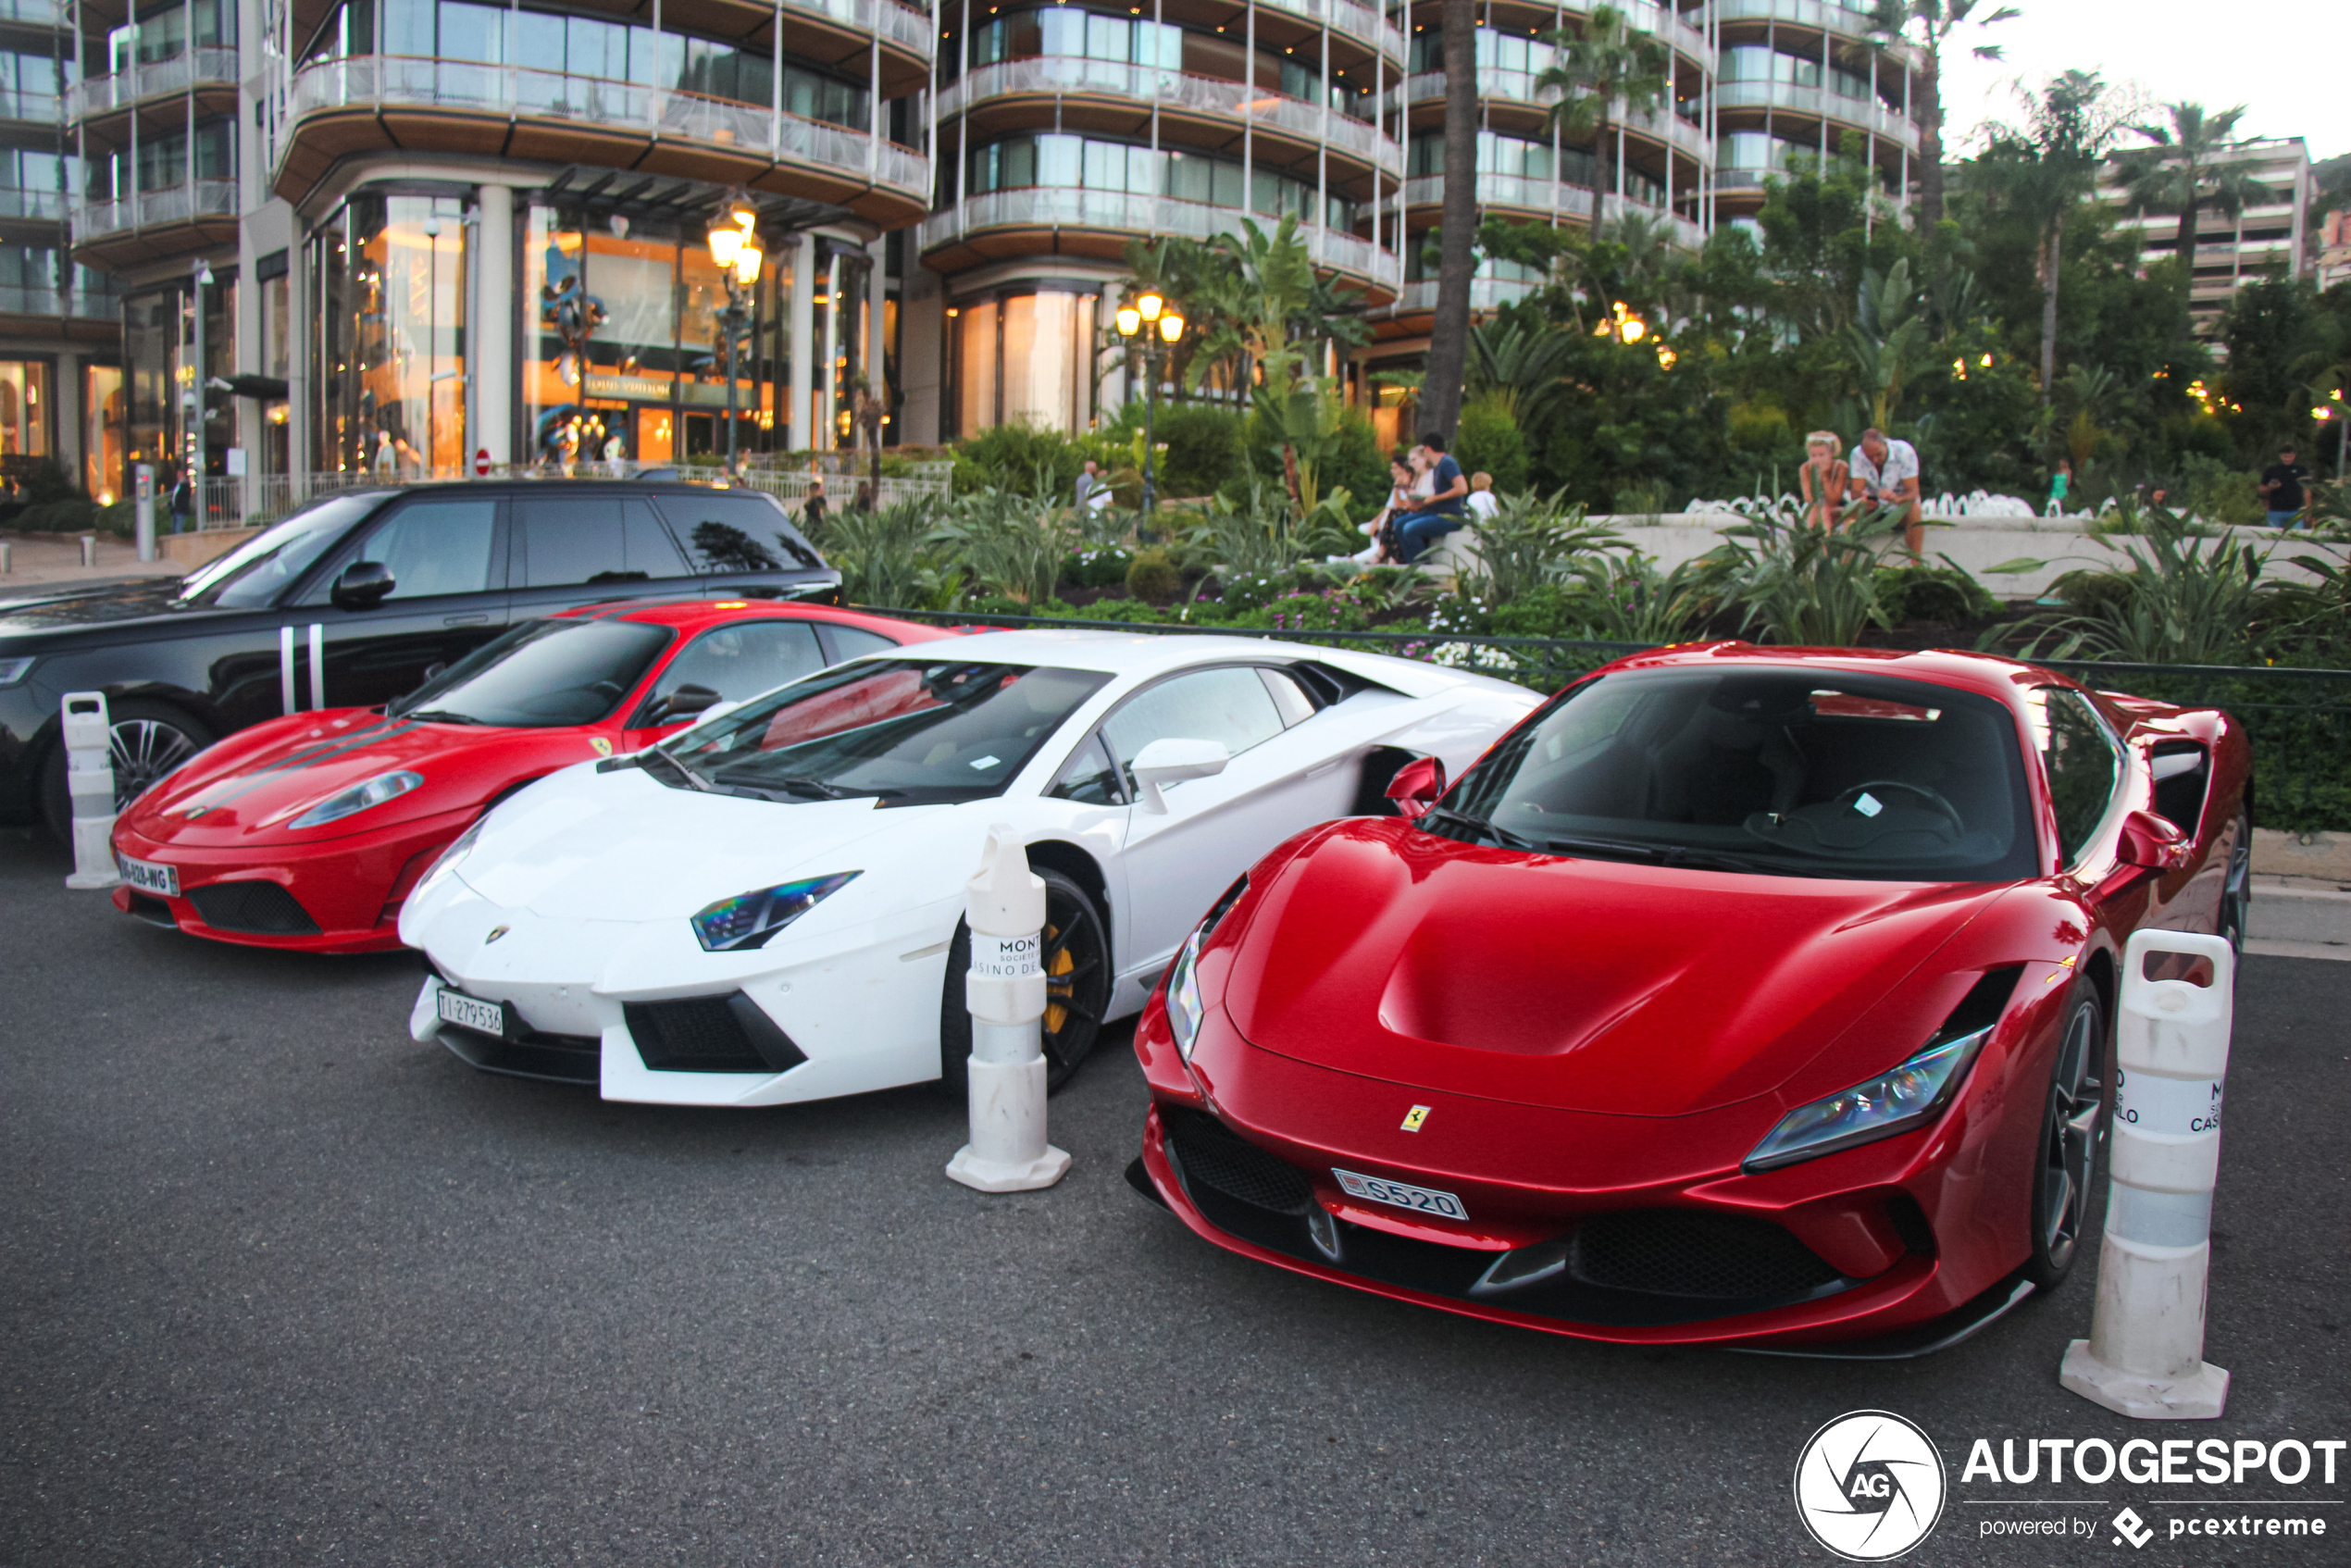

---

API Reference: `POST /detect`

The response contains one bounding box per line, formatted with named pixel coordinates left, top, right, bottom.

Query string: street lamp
left=2319, top=390, right=2347, bottom=482
left=1114, top=292, right=1185, bottom=517
left=707, top=193, right=764, bottom=475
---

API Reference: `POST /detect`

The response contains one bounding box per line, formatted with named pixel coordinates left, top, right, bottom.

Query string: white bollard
left=60, top=691, right=122, bottom=890
left=79, top=533, right=96, bottom=569
left=133, top=463, right=156, bottom=563
left=2059, top=928, right=2235, bottom=1420
left=945, top=824, right=1071, bottom=1193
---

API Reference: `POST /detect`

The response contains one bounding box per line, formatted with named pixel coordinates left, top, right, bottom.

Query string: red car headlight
left=1742, top=1026, right=1994, bottom=1174
left=1167, top=874, right=1249, bottom=1063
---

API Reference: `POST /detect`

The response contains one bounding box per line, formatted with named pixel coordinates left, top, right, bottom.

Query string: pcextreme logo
left=1794, top=1410, right=1948, bottom=1561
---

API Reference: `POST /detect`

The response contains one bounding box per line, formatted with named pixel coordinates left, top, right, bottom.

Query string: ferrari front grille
left=187, top=880, right=320, bottom=935
left=1568, top=1209, right=1842, bottom=1300
left=622, top=993, right=806, bottom=1075
left=1164, top=1108, right=1315, bottom=1216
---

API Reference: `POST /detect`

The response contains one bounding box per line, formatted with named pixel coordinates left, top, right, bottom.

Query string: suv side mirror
left=1131, top=737, right=1229, bottom=814
left=649, top=683, right=722, bottom=725
left=330, top=560, right=396, bottom=610
left=2115, top=808, right=2193, bottom=873
left=1386, top=754, right=1446, bottom=819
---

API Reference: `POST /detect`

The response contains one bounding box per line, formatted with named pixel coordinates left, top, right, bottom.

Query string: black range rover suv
left=0, top=479, right=840, bottom=839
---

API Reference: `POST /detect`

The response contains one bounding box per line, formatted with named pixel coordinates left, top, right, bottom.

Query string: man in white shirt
left=1848, top=428, right=1923, bottom=559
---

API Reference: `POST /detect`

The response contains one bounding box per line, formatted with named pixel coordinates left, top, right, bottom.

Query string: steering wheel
left=1835, top=780, right=1965, bottom=837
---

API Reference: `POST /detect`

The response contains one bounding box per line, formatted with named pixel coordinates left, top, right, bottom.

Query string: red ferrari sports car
left=1127, top=644, right=2251, bottom=1354
left=107, top=599, right=948, bottom=953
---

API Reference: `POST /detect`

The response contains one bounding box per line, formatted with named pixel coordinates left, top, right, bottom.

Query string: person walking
left=1848, top=428, right=1923, bottom=558
left=802, top=477, right=828, bottom=529
left=2046, top=457, right=2072, bottom=518
left=1797, top=431, right=1848, bottom=530
left=2258, top=443, right=2310, bottom=528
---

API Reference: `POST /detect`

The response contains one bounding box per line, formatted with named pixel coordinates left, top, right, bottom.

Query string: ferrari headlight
left=690, top=872, right=860, bottom=952
left=1743, top=1025, right=1993, bottom=1174
left=289, top=769, right=423, bottom=828
left=1166, top=874, right=1248, bottom=1063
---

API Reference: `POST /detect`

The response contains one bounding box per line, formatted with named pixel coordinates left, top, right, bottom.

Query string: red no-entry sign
left=474, top=448, right=491, bottom=477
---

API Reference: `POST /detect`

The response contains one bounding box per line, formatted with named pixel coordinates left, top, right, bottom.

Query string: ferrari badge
left=1400, top=1105, right=1431, bottom=1132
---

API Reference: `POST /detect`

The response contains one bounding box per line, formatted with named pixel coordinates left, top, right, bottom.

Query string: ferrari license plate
left=117, top=854, right=178, bottom=898
left=435, top=986, right=511, bottom=1039
left=1333, top=1168, right=1469, bottom=1222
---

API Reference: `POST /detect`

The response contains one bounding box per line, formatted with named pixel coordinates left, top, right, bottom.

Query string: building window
left=84, top=365, right=125, bottom=503
left=961, top=132, right=1360, bottom=229
left=0, top=360, right=51, bottom=463
left=313, top=193, right=469, bottom=478
left=947, top=288, right=1097, bottom=440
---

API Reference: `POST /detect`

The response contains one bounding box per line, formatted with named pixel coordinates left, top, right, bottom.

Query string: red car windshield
left=389, top=618, right=672, bottom=728
left=1437, top=667, right=2039, bottom=881
left=660, top=658, right=1109, bottom=804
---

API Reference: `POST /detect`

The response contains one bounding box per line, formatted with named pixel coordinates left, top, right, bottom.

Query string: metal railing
left=0, top=0, right=67, bottom=23
left=1253, top=0, right=1406, bottom=62
left=1394, top=276, right=1545, bottom=314
left=75, top=179, right=238, bottom=238
left=0, top=87, right=58, bottom=125
left=280, top=56, right=928, bottom=202
left=0, top=283, right=119, bottom=318
left=924, top=188, right=1396, bottom=282
left=780, top=0, right=934, bottom=56
left=66, top=45, right=240, bottom=118
left=1398, top=70, right=1712, bottom=164
left=1399, top=174, right=1708, bottom=250
left=939, top=56, right=1396, bottom=168
left=1714, top=78, right=1921, bottom=151
left=1716, top=0, right=1922, bottom=66
left=0, top=185, right=64, bottom=220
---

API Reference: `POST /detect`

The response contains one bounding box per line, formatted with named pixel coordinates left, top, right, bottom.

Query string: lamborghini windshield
left=1436, top=667, right=2038, bottom=881
left=658, top=658, right=1111, bottom=805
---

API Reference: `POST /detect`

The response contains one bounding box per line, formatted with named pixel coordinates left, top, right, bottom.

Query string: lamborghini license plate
left=435, top=986, right=511, bottom=1038
left=1333, top=1168, right=1469, bottom=1222
left=117, top=854, right=178, bottom=898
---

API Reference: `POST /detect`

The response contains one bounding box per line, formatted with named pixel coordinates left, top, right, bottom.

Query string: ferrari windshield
left=1438, top=667, right=2038, bottom=881
left=659, top=658, right=1110, bottom=804
left=387, top=618, right=672, bottom=727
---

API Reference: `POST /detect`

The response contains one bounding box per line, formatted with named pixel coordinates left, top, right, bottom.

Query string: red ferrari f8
left=1128, top=644, right=2250, bottom=1353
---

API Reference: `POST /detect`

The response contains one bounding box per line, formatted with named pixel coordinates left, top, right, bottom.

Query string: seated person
left=1334, top=456, right=1420, bottom=566
left=1466, top=471, right=1501, bottom=522
left=1390, top=433, right=1469, bottom=565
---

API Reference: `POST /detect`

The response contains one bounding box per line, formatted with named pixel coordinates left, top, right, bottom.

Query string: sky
left=1933, top=2, right=2351, bottom=168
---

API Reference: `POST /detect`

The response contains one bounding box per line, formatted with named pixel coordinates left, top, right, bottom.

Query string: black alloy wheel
left=937, top=866, right=1112, bottom=1097
left=39, top=698, right=216, bottom=842
left=2217, top=807, right=2253, bottom=960
left=2024, top=988, right=2109, bottom=1289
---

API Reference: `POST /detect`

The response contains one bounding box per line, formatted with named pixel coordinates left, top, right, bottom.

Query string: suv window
left=649, top=619, right=826, bottom=711
left=303, top=497, right=502, bottom=604
left=1101, top=666, right=1286, bottom=785
left=516, top=495, right=689, bottom=587
left=658, top=492, right=825, bottom=572
left=2038, top=688, right=2121, bottom=866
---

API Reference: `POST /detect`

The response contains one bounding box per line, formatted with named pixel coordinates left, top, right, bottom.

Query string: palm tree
left=1535, top=4, right=1672, bottom=217
left=1969, top=70, right=2122, bottom=399
left=1866, top=0, right=2020, bottom=230
left=2113, top=102, right=2273, bottom=270
left=1421, top=0, right=1479, bottom=442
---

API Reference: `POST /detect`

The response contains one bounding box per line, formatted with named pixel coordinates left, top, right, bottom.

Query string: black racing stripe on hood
left=193, top=719, right=427, bottom=810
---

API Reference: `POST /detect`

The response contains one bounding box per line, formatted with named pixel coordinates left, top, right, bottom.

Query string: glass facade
left=84, top=365, right=124, bottom=502
left=947, top=288, right=1100, bottom=439
left=963, top=132, right=1361, bottom=230
left=0, top=359, right=48, bottom=458
left=312, top=193, right=468, bottom=477
left=945, top=3, right=1375, bottom=120
left=122, top=274, right=232, bottom=492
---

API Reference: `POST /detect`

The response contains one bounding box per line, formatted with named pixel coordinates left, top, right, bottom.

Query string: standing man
left=1848, top=428, right=1923, bottom=559
left=802, top=477, right=829, bottom=530
left=1074, top=458, right=1101, bottom=513
left=2258, top=443, right=2309, bottom=528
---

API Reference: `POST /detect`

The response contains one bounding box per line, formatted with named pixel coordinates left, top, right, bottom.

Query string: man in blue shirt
left=1392, top=433, right=1470, bottom=564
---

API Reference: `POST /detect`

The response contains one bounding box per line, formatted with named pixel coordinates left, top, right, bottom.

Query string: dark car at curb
left=0, top=480, right=840, bottom=840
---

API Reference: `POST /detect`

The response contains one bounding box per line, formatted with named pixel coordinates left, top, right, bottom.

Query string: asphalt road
left=4, top=829, right=2346, bottom=1568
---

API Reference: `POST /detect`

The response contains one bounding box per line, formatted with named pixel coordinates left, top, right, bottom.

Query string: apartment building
left=2100, top=134, right=2313, bottom=335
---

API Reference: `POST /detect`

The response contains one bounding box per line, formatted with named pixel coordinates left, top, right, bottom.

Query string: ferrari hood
left=1222, top=822, right=2005, bottom=1117
left=453, top=762, right=939, bottom=922
left=124, top=709, right=593, bottom=845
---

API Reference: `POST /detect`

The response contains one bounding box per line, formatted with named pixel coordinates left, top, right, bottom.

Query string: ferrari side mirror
left=1131, top=737, right=1229, bottom=815
left=652, top=683, right=722, bottom=724
left=330, top=560, right=396, bottom=610
left=2115, top=808, right=2192, bottom=873
left=1386, top=754, right=1446, bottom=819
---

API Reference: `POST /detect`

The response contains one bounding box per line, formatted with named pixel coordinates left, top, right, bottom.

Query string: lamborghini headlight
left=412, top=815, right=488, bottom=903
left=1743, top=1025, right=1993, bottom=1174
left=690, top=872, right=861, bottom=952
left=289, top=769, right=423, bottom=828
left=1166, top=874, right=1248, bottom=1062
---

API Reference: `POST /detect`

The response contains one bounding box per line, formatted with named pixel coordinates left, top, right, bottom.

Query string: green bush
left=1876, top=565, right=1998, bottom=627
left=1226, top=588, right=1374, bottom=633
left=14, top=496, right=102, bottom=534
left=1488, top=583, right=1586, bottom=639
left=1149, top=404, right=1247, bottom=499
left=953, top=422, right=1101, bottom=500
left=1454, top=399, right=1529, bottom=496
left=1062, top=546, right=1134, bottom=590
left=1126, top=547, right=1181, bottom=604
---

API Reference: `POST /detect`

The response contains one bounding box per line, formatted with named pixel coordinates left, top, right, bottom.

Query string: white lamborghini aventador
left=398, top=628, right=1539, bottom=1105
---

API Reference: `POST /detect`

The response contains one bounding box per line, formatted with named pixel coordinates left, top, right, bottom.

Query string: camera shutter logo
left=1792, top=1410, right=1947, bottom=1561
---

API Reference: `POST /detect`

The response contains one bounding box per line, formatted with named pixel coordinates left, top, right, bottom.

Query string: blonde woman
left=1798, top=431, right=1848, bottom=530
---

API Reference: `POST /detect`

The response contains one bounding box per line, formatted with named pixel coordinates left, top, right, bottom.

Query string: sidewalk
left=0, top=531, right=186, bottom=598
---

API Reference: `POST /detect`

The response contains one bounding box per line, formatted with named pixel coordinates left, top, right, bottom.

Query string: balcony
left=0, top=87, right=58, bottom=127
left=1717, top=0, right=1921, bottom=63
left=273, top=56, right=928, bottom=225
left=0, top=284, right=118, bottom=322
left=921, top=186, right=1396, bottom=295
left=784, top=0, right=935, bottom=60
left=1256, top=0, right=1406, bottom=64
left=0, top=0, right=66, bottom=23
left=72, top=178, right=238, bottom=264
left=1394, top=275, right=1545, bottom=316
left=67, top=46, right=241, bottom=120
left=0, top=185, right=66, bottom=221
left=938, top=56, right=1398, bottom=170
left=1398, top=69, right=1710, bottom=162
left=1715, top=78, right=1920, bottom=151
left=1403, top=169, right=1596, bottom=220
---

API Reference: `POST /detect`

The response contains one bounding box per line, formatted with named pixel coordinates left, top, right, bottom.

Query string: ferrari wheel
left=937, top=867, right=1111, bottom=1098
left=40, top=698, right=215, bottom=842
left=2217, top=807, right=2252, bottom=960
left=2024, top=988, right=2109, bottom=1289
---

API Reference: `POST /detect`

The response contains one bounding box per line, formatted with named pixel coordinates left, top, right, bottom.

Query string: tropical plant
left=1991, top=509, right=2282, bottom=664
left=1453, top=489, right=1618, bottom=605
left=1557, top=550, right=1717, bottom=643
left=1707, top=504, right=1910, bottom=644
left=1847, top=259, right=1931, bottom=429
left=822, top=498, right=952, bottom=609
left=1178, top=481, right=1354, bottom=586
left=2113, top=102, right=2274, bottom=262
left=1455, top=398, right=1531, bottom=496
left=1865, top=0, right=2021, bottom=230
left=933, top=490, right=1078, bottom=606
left=1466, top=317, right=1576, bottom=429
left=1536, top=4, right=1672, bottom=212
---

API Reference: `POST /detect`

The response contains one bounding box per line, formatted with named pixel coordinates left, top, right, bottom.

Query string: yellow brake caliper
left=1043, top=920, right=1075, bottom=1036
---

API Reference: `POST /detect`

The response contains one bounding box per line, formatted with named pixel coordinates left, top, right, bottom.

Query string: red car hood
left=123, top=708, right=597, bottom=847
left=1222, top=821, right=2005, bottom=1117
